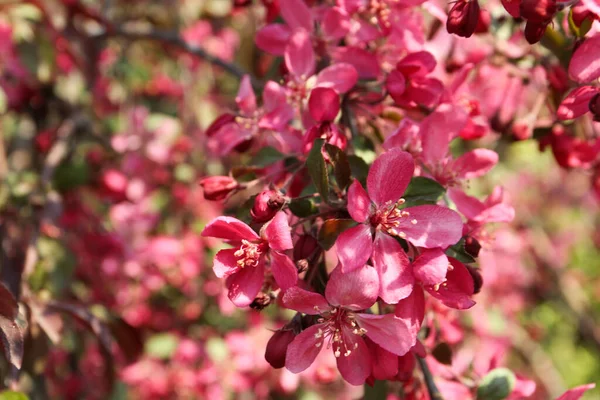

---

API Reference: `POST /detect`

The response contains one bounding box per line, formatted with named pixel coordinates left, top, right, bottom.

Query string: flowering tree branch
left=417, top=357, right=444, bottom=400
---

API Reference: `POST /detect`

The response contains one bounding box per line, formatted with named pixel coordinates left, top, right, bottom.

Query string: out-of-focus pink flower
left=386, top=51, right=444, bottom=109
left=201, top=212, right=297, bottom=306
left=283, top=265, right=415, bottom=385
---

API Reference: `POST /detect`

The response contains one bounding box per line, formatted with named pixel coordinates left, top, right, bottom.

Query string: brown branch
left=417, top=356, right=444, bottom=400
left=98, top=26, right=263, bottom=90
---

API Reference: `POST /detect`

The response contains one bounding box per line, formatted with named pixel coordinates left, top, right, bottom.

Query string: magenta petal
left=475, top=203, right=515, bottom=223
left=397, top=205, right=463, bottom=248
left=282, top=286, right=330, bottom=314
left=452, top=149, right=498, bottom=180
left=386, top=69, right=406, bottom=100
left=336, top=224, right=373, bottom=273
left=557, top=86, right=598, bottom=120
left=367, top=149, right=415, bottom=206
left=213, top=248, right=240, bottom=278
left=556, top=383, right=596, bottom=400
left=325, top=264, right=379, bottom=310
left=568, top=34, right=600, bottom=83
left=347, top=180, right=371, bottom=223
left=335, top=334, right=371, bottom=385
left=315, top=63, right=359, bottom=94
left=263, top=81, right=289, bottom=112
left=225, top=262, right=265, bottom=307
left=280, top=0, right=314, bottom=31
left=426, top=258, right=475, bottom=309
left=331, top=46, right=380, bottom=79
left=420, top=106, right=463, bottom=165
left=372, top=233, right=414, bottom=304
left=321, top=7, right=351, bottom=40
left=365, top=339, right=399, bottom=381
left=255, top=24, right=291, bottom=55
left=397, top=51, right=437, bottom=77
left=285, top=324, right=324, bottom=373
left=284, top=29, right=315, bottom=79
left=448, top=188, right=486, bottom=221
left=264, top=212, right=293, bottom=251
left=357, top=313, right=415, bottom=356
left=308, top=87, right=340, bottom=122
left=271, top=251, right=298, bottom=290
left=394, top=285, right=425, bottom=337
left=403, top=78, right=444, bottom=108
left=202, top=216, right=259, bottom=241
left=235, top=75, right=256, bottom=114
left=412, top=248, right=448, bottom=286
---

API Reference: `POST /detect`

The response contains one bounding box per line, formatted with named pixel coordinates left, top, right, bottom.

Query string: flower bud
left=264, top=329, right=295, bottom=369
left=205, top=113, right=236, bottom=137
left=250, top=189, right=286, bottom=223
left=199, top=176, right=239, bottom=201
left=464, top=236, right=482, bottom=258
left=446, top=0, right=481, bottom=38
left=520, top=0, right=556, bottom=24
left=589, top=93, right=600, bottom=122
left=465, top=265, right=483, bottom=294
left=524, top=21, right=549, bottom=44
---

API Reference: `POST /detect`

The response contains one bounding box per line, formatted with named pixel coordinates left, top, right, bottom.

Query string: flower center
left=370, top=199, right=417, bottom=238
left=234, top=239, right=267, bottom=268
left=312, top=307, right=367, bottom=358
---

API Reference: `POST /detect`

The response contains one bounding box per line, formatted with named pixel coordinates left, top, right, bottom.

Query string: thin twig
left=341, top=96, right=359, bottom=138
left=417, top=357, right=444, bottom=400
left=99, top=27, right=263, bottom=90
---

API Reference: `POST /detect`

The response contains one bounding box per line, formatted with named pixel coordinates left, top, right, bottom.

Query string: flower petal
left=569, top=34, right=600, bottom=83
left=448, top=188, right=486, bottom=221
left=213, top=248, right=240, bottom=278
left=284, top=29, right=315, bottom=79
left=282, top=286, right=330, bottom=314
left=357, top=313, right=415, bottom=356
left=315, top=63, right=359, bottom=94
left=452, top=149, right=498, bottom=180
left=271, top=251, right=298, bottom=290
left=347, top=179, right=372, bottom=223
left=321, top=7, right=351, bottom=40
left=367, top=149, right=415, bottom=206
left=325, top=264, right=379, bottom=310
left=285, top=324, right=324, bottom=373
left=365, top=338, right=399, bottom=381
left=202, top=216, right=259, bottom=241
left=372, top=233, right=414, bottom=303
left=394, top=285, right=425, bottom=337
left=280, top=0, right=313, bottom=31
left=308, top=87, right=340, bottom=122
left=235, top=75, right=256, bottom=114
left=255, top=24, right=291, bottom=55
left=557, top=86, right=599, bottom=120
left=425, top=258, right=475, bottom=309
left=412, top=248, right=448, bottom=286
left=336, top=224, right=373, bottom=273
left=335, top=334, right=371, bottom=385
left=264, top=212, right=293, bottom=251
left=396, top=205, right=463, bottom=248
left=556, top=383, right=596, bottom=400
left=225, top=262, right=265, bottom=307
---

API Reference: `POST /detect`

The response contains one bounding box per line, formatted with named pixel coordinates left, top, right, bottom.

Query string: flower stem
left=417, top=356, right=445, bottom=400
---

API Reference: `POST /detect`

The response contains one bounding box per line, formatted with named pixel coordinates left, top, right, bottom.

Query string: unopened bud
left=465, top=265, right=483, bottom=294
left=520, top=0, right=556, bottom=24
left=293, top=234, right=320, bottom=261
left=524, top=20, right=549, bottom=44
left=251, top=190, right=287, bottom=223
left=199, top=176, right=239, bottom=201
left=464, top=236, right=482, bottom=258
left=446, top=0, right=481, bottom=38
left=265, top=329, right=295, bottom=369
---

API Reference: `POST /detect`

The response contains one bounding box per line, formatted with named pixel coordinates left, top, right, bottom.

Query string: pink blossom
left=283, top=265, right=416, bottom=385
left=556, top=383, right=597, bottom=400
left=201, top=212, right=297, bottom=306
left=569, top=34, right=600, bottom=83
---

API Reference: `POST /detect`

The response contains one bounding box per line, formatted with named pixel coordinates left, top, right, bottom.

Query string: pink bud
left=524, top=20, right=549, bottom=44
left=520, top=0, right=556, bottom=23
left=265, top=329, right=295, bottom=369
left=101, top=169, right=128, bottom=199
left=199, top=176, right=239, bottom=201
left=446, top=0, right=481, bottom=38
left=251, top=189, right=287, bottom=222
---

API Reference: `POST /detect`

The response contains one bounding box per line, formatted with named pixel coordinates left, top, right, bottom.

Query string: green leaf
left=53, top=160, right=90, bottom=191
left=402, top=177, right=445, bottom=207
left=251, top=146, right=285, bottom=167
left=568, top=9, right=592, bottom=38
left=317, top=219, right=356, bottom=250
left=288, top=198, right=318, bottom=218
left=306, top=139, right=329, bottom=201
left=446, top=238, right=476, bottom=264
left=363, top=380, right=388, bottom=400
left=347, top=155, right=369, bottom=184
left=477, top=368, right=516, bottom=400
left=145, top=333, right=179, bottom=359
left=0, top=391, right=29, bottom=400
left=324, top=143, right=351, bottom=190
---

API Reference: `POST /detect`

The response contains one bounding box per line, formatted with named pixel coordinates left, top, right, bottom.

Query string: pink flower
left=386, top=51, right=444, bottom=109
left=283, top=265, right=416, bottom=385
left=201, top=212, right=297, bottom=306
left=556, top=383, right=596, bottom=400
left=557, top=86, right=600, bottom=121
left=336, top=149, right=463, bottom=302
left=302, top=87, right=347, bottom=153
left=569, top=34, right=600, bottom=84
